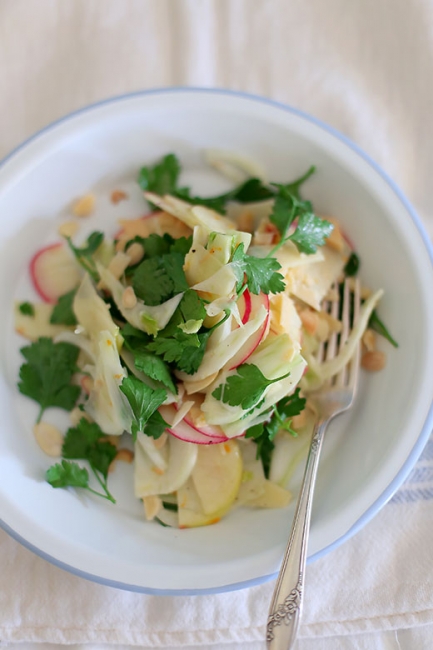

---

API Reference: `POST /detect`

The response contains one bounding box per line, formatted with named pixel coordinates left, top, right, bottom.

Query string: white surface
left=0, top=0, right=432, bottom=648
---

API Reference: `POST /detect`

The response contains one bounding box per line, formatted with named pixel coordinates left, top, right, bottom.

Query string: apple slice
left=14, top=301, right=71, bottom=341
left=159, top=405, right=227, bottom=445
left=228, top=291, right=270, bottom=369
left=30, top=242, right=81, bottom=303
left=177, top=478, right=225, bottom=528
left=191, top=439, right=243, bottom=515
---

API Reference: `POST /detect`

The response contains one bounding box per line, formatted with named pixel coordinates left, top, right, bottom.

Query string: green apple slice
left=191, top=440, right=243, bottom=516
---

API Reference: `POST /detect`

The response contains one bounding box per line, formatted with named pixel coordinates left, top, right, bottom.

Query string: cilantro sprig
left=119, top=376, right=168, bottom=439
left=268, top=174, right=333, bottom=256
left=212, top=364, right=292, bottom=412
left=18, top=338, right=81, bottom=423
left=50, top=288, right=78, bottom=326
left=66, top=231, right=104, bottom=282
left=231, top=243, right=285, bottom=295
left=245, top=389, right=306, bottom=477
left=46, top=418, right=118, bottom=503
left=129, top=233, right=191, bottom=306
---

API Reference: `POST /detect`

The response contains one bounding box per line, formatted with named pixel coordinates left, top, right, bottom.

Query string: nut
left=69, top=407, right=92, bottom=426
left=33, top=422, right=63, bottom=457
left=115, top=448, right=134, bottom=463
left=291, top=410, right=307, bottom=430
left=362, top=328, right=376, bottom=352
left=121, top=286, right=137, bottom=309
left=361, top=350, right=386, bottom=372
left=110, top=190, right=128, bottom=204
left=236, top=210, right=254, bottom=233
left=126, top=242, right=144, bottom=265
left=143, top=495, right=162, bottom=521
left=107, top=251, right=131, bottom=279
left=299, top=309, right=319, bottom=335
left=72, top=194, right=95, bottom=218
left=58, top=221, right=79, bottom=238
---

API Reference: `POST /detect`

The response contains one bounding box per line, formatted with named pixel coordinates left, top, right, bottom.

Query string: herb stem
left=90, top=464, right=116, bottom=504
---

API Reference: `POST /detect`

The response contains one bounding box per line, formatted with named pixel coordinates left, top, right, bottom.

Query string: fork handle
left=266, top=418, right=328, bottom=650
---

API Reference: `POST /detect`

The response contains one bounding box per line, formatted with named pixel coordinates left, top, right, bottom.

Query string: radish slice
left=180, top=396, right=227, bottom=440
left=30, top=242, right=81, bottom=303
left=228, top=292, right=270, bottom=369
left=238, top=289, right=252, bottom=324
left=160, top=405, right=227, bottom=445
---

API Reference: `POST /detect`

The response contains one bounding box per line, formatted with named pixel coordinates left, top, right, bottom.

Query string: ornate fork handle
left=266, top=417, right=328, bottom=650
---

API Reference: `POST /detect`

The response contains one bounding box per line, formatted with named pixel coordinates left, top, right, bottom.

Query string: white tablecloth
left=1, top=1, right=433, bottom=648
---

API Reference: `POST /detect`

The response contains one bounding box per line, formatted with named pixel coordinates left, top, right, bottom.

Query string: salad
left=14, top=152, right=395, bottom=528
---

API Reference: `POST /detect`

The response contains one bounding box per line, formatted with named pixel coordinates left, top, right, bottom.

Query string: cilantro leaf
left=145, top=410, right=169, bottom=439
left=138, top=153, right=181, bottom=197
left=62, top=418, right=117, bottom=480
left=66, top=231, right=103, bottom=282
left=119, top=376, right=167, bottom=439
left=46, top=459, right=116, bottom=503
left=46, top=460, right=89, bottom=489
left=245, top=389, right=306, bottom=476
left=268, top=194, right=297, bottom=237
left=19, top=302, right=35, bottom=316
left=18, top=338, right=81, bottom=423
left=368, top=309, right=398, bottom=348
left=50, top=288, right=78, bottom=326
left=147, top=330, right=199, bottom=362
left=179, top=289, right=207, bottom=323
left=344, top=252, right=360, bottom=277
left=288, top=211, right=334, bottom=255
left=231, top=243, right=285, bottom=295
left=60, top=418, right=117, bottom=501
left=131, top=346, right=177, bottom=393
left=176, top=329, right=212, bottom=375
left=132, top=251, right=188, bottom=305
left=212, top=364, right=291, bottom=410
left=276, top=166, right=316, bottom=199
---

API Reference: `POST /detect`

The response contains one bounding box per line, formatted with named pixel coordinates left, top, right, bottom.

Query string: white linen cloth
left=0, top=0, right=432, bottom=648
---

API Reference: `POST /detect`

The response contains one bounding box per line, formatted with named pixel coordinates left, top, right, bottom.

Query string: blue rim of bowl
left=1, top=86, right=432, bottom=596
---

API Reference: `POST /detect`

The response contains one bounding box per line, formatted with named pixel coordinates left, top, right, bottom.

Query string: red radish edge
left=29, top=242, right=63, bottom=303
left=228, top=292, right=270, bottom=370
left=160, top=405, right=226, bottom=445
left=238, top=289, right=252, bottom=324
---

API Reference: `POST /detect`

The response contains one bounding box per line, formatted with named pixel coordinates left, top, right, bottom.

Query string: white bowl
left=0, top=88, right=432, bottom=595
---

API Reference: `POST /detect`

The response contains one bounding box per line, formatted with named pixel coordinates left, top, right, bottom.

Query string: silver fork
left=266, top=278, right=361, bottom=650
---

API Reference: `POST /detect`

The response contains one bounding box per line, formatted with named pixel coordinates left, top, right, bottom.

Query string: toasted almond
left=58, top=220, right=79, bottom=238
left=236, top=210, right=254, bottom=233
left=291, top=410, right=307, bottom=430
left=362, top=328, right=376, bottom=352
left=108, top=251, right=132, bottom=279
left=126, top=242, right=144, bottom=265
left=33, top=422, right=63, bottom=457
left=361, top=350, right=386, bottom=372
left=143, top=495, right=162, bottom=521
left=299, top=309, right=319, bottom=335
left=69, top=407, right=92, bottom=426
left=72, top=193, right=95, bottom=218
left=111, top=190, right=128, bottom=204
left=115, top=448, right=134, bottom=463
left=122, top=286, right=137, bottom=309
